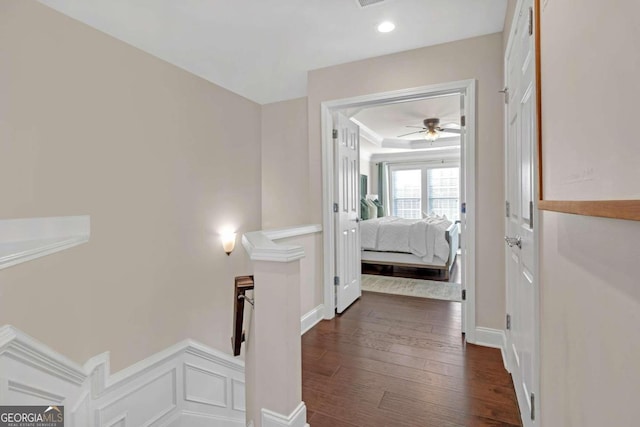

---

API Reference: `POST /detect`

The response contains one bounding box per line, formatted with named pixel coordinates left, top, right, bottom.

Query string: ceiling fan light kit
left=424, top=129, right=439, bottom=141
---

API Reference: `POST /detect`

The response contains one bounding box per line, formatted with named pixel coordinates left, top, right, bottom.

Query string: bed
left=360, top=215, right=460, bottom=280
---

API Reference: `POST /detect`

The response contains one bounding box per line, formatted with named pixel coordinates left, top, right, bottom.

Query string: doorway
left=321, top=79, right=478, bottom=339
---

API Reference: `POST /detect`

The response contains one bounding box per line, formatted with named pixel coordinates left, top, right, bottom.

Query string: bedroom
left=347, top=93, right=464, bottom=302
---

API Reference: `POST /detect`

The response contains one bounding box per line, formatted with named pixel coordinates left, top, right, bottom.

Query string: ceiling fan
left=397, top=118, right=462, bottom=141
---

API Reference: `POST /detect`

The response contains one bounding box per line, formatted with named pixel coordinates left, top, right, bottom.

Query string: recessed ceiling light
left=377, top=21, right=395, bottom=33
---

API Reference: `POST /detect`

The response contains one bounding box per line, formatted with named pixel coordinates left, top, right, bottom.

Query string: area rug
left=361, top=274, right=462, bottom=302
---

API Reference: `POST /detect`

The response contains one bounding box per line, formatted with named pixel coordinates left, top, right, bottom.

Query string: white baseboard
left=300, top=304, right=324, bottom=335
left=473, top=327, right=507, bottom=369
left=262, top=402, right=309, bottom=427
left=0, top=325, right=245, bottom=427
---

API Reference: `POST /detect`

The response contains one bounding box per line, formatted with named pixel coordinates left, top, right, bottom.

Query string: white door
left=334, top=113, right=361, bottom=313
left=505, top=1, right=538, bottom=425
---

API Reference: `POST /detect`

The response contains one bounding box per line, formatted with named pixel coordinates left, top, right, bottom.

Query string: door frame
left=503, top=0, right=540, bottom=423
left=320, top=79, right=478, bottom=340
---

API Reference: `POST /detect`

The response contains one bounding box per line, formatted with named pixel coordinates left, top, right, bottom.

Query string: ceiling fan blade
left=397, top=130, right=425, bottom=138
left=438, top=128, right=462, bottom=134
left=405, top=125, right=427, bottom=129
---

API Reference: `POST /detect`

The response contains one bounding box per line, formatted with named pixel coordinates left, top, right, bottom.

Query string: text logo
left=0, top=406, right=64, bottom=427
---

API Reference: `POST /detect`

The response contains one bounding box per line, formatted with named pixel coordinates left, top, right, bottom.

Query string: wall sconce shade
left=221, top=232, right=237, bottom=255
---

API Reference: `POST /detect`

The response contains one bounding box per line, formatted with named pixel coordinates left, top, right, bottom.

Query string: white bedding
left=361, top=216, right=452, bottom=263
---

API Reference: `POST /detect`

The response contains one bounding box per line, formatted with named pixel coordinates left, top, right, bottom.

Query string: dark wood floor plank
left=303, top=336, right=427, bottom=370
left=332, top=365, right=517, bottom=408
left=307, top=412, right=359, bottom=427
left=302, top=292, right=522, bottom=427
left=304, top=387, right=415, bottom=427
left=379, top=391, right=521, bottom=427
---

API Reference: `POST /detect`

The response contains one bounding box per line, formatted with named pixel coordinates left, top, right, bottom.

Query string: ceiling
left=352, top=94, right=462, bottom=155
left=351, top=94, right=461, bottom=139
left=38, top=0, right=508, bottom=104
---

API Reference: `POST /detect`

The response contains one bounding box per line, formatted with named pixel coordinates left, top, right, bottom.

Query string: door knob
left=504, top=235, right=522, bottom=249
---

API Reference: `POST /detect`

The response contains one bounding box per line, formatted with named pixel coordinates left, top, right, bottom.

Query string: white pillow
left=366, top=199, right=378, bottom=219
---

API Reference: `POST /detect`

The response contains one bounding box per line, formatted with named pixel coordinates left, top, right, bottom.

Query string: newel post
left=241, top=231, right=308, bottom=427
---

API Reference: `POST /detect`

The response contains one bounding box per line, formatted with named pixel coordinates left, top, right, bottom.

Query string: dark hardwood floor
left=302, top=292, right=521, bottom=427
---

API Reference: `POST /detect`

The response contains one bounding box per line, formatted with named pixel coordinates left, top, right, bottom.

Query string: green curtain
left=377, top=162, right=389, bottom=216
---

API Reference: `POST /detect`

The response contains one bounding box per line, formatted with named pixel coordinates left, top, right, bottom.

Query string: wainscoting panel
left=0, top=325, right=245, bottom=426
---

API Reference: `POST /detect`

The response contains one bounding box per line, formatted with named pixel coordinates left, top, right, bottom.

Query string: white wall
left=538, top=0, right=640, bottom=424
left=0, top=1, right=261, bottom=372
left=308, top=33, right=506, bottom=330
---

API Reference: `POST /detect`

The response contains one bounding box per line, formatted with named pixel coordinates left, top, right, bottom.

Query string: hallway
left=302, top=292, right=522, bottom=426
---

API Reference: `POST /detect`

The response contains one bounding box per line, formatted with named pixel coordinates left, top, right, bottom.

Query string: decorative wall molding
left=473, top=327, right=507, bottom=369
left=300, top=305, right=325, bottom=335
left=242, top=224, right=322, bottom=263
left=0, top=216, right=90, bottom=270
left=262, top=402, right=309, bottom=427
left=0, top=325, right=245, bottom=427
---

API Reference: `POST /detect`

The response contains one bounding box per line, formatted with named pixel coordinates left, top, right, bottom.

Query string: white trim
left=0, top=325, right=87, bottom=385
left=261, top=402, right=309, bottom=427
left=300, top=305, right=325, bottom=335
left=242, top=224, right=321, bottom=262
left=178, top=411, right=245, bottom=427
left=370, top=148, right=460, bottom=164
left=264, top=224, right=322, bottom=241
left=474, top=327, right=507, bottom=369
left=350, top=118, right=383, bottom=146
left=321, top=80, right=477, bottom=340
left=0, top=216, right=90, bottom=270
left=0, top=325, right=245, bottom=427
left=242, top=231, right=305, bottom=263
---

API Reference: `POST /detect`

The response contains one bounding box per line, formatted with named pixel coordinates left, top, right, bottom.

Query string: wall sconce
left=221, top=232, right=237, bottom=256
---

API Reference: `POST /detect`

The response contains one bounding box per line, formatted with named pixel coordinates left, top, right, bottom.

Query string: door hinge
left=332, top=129, right=338, bottom=139
left=461, top=115, right=466, bottom=127
left=499, top=87, right=509, bottom=104
left=506, top=201, right=511, bottom=218
left=461, top=289, right=466, bottom=301
left=506, top=313, right=512, bottom=330
left=529, top=201, right=534, bottom=229
left=334, top=276, right=339, bottom=286
left=528, top=6, right=534, bottom=36
left=461, top=202, right=466, bottom=214
left=530, top=393, right=535, bottom=420
left=333, top=203, right=339, bottom=213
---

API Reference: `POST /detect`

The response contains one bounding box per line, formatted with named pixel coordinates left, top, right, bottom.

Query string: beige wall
left=540, top=214, right=640, bottom=426
left=539, top=0, right=640, bottom=424
left=307, top=33, right=506, bottom=330
left=261, top=98, right=309, bottom=229
left=0, top=2, right=261, bottom=371
left=278, top=233, right=323, bottom=319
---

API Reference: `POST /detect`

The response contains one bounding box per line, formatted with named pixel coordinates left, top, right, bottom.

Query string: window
left=391, top=169, right=422, bottom=219
left=389, top=164, right=460, bottom=221
left=427, top=167, right=460, bottom=221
